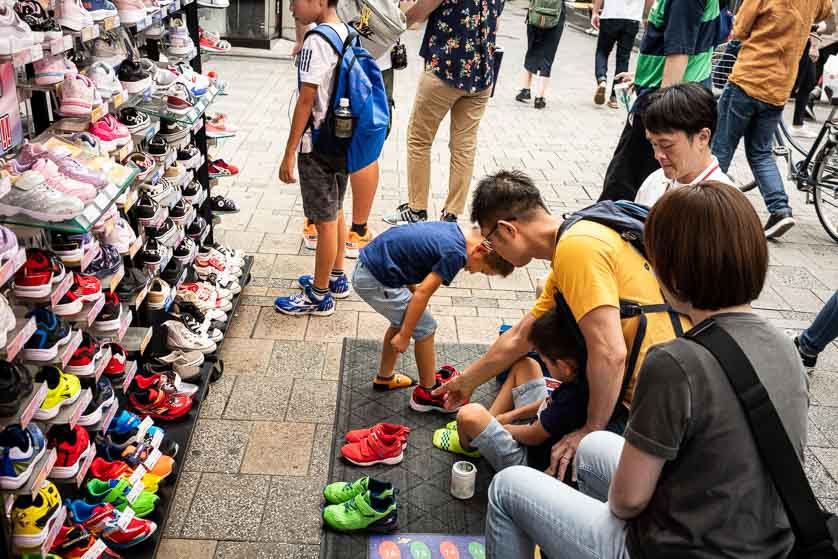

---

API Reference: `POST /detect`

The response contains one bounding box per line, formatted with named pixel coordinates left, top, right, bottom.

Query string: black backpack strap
left=686, top=318, right=835, bottom=556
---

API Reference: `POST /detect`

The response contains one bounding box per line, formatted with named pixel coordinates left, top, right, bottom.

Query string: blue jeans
left=800, top=290, right=838, bottom=355
left=712, top=82, right=789, bottom=214
left=486, top=431, right=630, bottom=559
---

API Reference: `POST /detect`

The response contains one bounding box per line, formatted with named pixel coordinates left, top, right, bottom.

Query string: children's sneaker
left=345, top=423, right=410, bottom=446
left=302, top=221, right=318, bottom=250
left=12, top=480, right=63, bottom=548
left=410, top=384, right=459, bottom=413
left=66, top=332, right=100, bottom=376
left=436, top=364, right=461, bottom=384
left=0, top=424, right=47, bottom=490
left=15, top=0, right=63, bottom=41
left=114, top=0, right=145, bottom=23
left=0, top=3, right=37, bottom=55
left=59, top=74, right=96, bottom=117
left=34, top=366, right=81, bottom=420
left=383, top=203, right=427, bottom=225
left=371, top=373, right=415, bottom=392
left=345, top=228, right=375, bottom=259
left=81, top=0, right=117, bottom=20
left=33, top=55, right=66, bottom=85
left=65, top=500, right=157, bottom=549
left=323, top=477, right=395, bottom=505
left=340, top=431, right=404, bottom=466
left=208, top=158, right=238, bottom=177
left=55, top=0, right=94, bottom=30
left=275, top=285, right=335, bottom=317
left=296, top=273, right=350, bottom=299
left=46, top=423, right=94, bottom=479
left=432, top=424, right=480, bottom=458
left=322, top=491, right=398, bottom=533
left=78, top=376, right=115, bottom=427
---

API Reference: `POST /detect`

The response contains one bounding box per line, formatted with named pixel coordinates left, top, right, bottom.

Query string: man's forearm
left=584, top=352, right=625, bottom=431
left=661, top=54, right=689, bottom=87
left=461, top=314, right=535, bottom=387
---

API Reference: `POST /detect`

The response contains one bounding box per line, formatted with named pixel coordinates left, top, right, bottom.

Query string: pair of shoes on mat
left=341, top=423, right=410, bottom=466
left=434, top=420, right=481, bottom=458
left=322, top=476, right=398, bottom=532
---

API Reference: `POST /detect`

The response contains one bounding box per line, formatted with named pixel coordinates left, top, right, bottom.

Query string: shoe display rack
left=0, top=0, right=251, bottom=556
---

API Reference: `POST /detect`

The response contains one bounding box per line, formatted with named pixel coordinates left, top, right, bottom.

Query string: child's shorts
left=471, top=378, right=548, bottom=472
left=298, top=151, right=348, bottom=222
left=352, top=261, right=437, bottom=341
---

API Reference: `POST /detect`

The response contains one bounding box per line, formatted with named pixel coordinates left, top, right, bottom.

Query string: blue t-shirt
left=359, top=222, right=468, bottom=288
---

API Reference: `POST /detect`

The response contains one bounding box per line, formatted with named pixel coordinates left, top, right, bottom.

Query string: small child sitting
left=435, top=307, right=586, bottom=472
left=353, top=221, right=513, bottom=412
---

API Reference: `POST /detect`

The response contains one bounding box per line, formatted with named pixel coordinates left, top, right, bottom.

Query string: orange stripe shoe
left=372, top=373, right=415, bottom=392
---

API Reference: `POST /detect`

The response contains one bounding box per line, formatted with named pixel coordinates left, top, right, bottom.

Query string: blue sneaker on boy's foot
left=296, top=274, right=350, bottom=299
left=275, top=285, right=336, bottom=316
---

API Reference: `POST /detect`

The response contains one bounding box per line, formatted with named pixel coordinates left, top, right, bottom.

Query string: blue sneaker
left=296, top=274, right=350, bottom=299
left=275, top=285, right=336, bottom=316
left=0, top=424, right=46, bottom=490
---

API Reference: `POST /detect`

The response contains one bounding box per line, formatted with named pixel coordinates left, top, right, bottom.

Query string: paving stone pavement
left=158, top=3, right=838, bottom=557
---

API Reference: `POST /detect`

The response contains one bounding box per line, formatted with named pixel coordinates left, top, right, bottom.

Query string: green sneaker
left=322, top=491, right=398, bottom=533
left=433, top=426, right=481, bottom=458
left=85, top=478, right=159, bottom=518
left=445, top=420, right=457, bottom=430
left=323, top=477, right=395, bottom=504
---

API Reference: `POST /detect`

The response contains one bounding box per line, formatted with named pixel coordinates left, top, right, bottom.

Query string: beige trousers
left=406, top=70, right=491, bottom=217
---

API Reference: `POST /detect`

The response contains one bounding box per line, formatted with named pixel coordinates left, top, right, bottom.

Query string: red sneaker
left=436, top=365, right=460, bottom=384
left=103, top=342, right=127, bottom=379
left=66, top=332, right=99, bottom=376
left=410, top=384, right=462, bottom=413
left=341, top=431, right=404, bottom=466
left=67, top=501, right=157, bottom=549
left=74, top=272, right=102, bottom=302
left=89, top=457, right=133, bottom=481
left=13, top=248, right=54, bottom=298
left=345, top=423, right=410, bottom=448
left=46, top=424, right=93, bottom=479
left=128, top=385, right=193, bottom=421
left=54, top=287, right=84, bottom=316
left=208, top=158, right=238, bottom=176
left=52, top=525, right=122, bottom=559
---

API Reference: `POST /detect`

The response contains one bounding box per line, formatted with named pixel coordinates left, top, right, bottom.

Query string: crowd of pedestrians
left=273, top=0, right=838, bottom=554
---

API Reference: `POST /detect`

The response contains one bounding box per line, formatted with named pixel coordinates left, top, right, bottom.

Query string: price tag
left=68, top=389, right=92, bottom=428
left=133, top=282, right=149, bottom=307
left=143, top=448, right=162, bottom=469
left=80, top=25, right=99, bottom=42
left=139, top=327, right=152, bottom=354
left=122, top=361, right=137, bottom=391
left=29, top=44, right=43, bottom=64
left=31, top=449, right=56, bottom=497
left=109, top=266, right=124, bottom=292
left=50, top=272, right=74, bottom=307
left=115, top=144, right=131, bottom=162
left=0, top=247, right=26, bottom=287
left=80, top=243, right=97, bottom=273
left=116, top=506, right=135, bottom=530
left=128, top=235, right=143, bottom=259
left=103, top=15, right=118, bottom=30
left=82, top=204, right=100, bottom=226
left=90, top=104, right=106, bottom=122
left=60, top=330, right=83, bottom=368
left=87, top=295, right=105, bottom=327
left=127, top=464, right=146, bottom=486
left=111, top=92, right=125, bottom=108
left=20, top=383, right=48, bottom=429
left=75, top=445, right=96, bottom=487
left=117, top=310, right=131, bottom=341
left=150, top=428, right=164, bottom=449
left=41, top=505, right=66, bottom=557
left=135, top=416, right=154, bottom=441
left=93, top=347, right=111, bottom=380
left=100, top=403, right=117, bottom=433
left=191, top=118, right=203, bottom=134
left=80, top=537, right=107, bottom=559
left=125, top=481, right=144, bottom=504
left=5, top=316, right=35, bottom=362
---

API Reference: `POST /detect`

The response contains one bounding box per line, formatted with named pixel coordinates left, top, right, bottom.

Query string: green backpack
left=528, top=0, right=563, bottom=29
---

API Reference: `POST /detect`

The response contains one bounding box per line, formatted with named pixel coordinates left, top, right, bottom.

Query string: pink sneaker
left=0, top=4, right=37, bottom=55
left=55, top=0, right=94, bottom=31
left=115, top=0, right=145, bottom=23
left=33, top=55, right=65, bottom=85
left=63, top=57, right=78, bottom=78
left=89, top=114, right=129, bottom=152
left=31, top=159, right=97, bottom=203
left=59, top=74, right=95, bottom=117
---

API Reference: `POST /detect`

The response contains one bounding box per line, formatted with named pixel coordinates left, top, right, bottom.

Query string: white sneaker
left=164, top=320, right=216, bottom=354
left=0, top=294, right=16, bottom=350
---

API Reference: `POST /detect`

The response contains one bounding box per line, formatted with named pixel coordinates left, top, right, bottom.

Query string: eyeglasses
left=485, top=217, right=517, bottom=243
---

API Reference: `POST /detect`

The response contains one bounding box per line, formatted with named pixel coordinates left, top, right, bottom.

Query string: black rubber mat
left=320, top=339, right=497, bottom=559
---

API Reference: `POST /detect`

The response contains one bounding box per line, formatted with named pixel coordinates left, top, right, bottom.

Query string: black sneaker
left=145, top=135, right=168, bottom=159
left=159, top=120, right=189, bottom=144
left=117, top=59, right=150, bottom=94
left=383, top=203, right=427, bottom=225
left=182, top=179, right=201, bottom=200
left=794, top=336, right=818, bottom=368
left=170, top=198, right=189, bottom=221
left=135, top=193, right=160, bottom=223
left=0, top=361, right=33, bottom=417
left=144, top=217, right=177, bottom=246
left=176, top=145, right=200, bottom=169
left=764, top=210, right=795, bottom=239
left=117, top=107, right=150, bottom=134
left=173, top=237, right=196, bottom=263
left=94, top=291, right=122, bottom=330
left=440, top=210, right=457, bottom=223
left=14, top=0, right=61, bottom=41
left=187, top=216, right=207, bottom=241
left=115, top=267, right=150, bottom=301
left=140, top=238, right=165, bottom=267
left=534, top=97, right=546, bottom=109
left=515, top=88, right=531, bottom=103
left=209, top=195, right=239, bottom=214
left=171, top=301, right=224, bottom=332
left=160, top=257, right=184, bottom=286
left=86, top=245, right=122, bottom=279
left=78, top=376, right=115, bottom=426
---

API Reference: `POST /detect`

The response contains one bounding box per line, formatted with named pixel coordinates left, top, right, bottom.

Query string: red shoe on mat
left=341, top=431, right=404, bottom=467
left=345, top=423, right=410, bottom=448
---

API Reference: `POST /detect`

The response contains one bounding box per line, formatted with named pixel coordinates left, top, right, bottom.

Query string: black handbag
left=686, top=318, right=838, bottom=559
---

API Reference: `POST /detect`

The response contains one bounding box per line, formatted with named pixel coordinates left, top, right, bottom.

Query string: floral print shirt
left=419, top=0, right=504, bottom=93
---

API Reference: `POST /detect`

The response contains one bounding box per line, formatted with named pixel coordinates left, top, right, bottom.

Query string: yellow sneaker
left=346, top=228, right=375, bottom=259
left=34, top=366, right=81, bottom=421
left=303, top=221, right=318, bottom=250
left=12, top=480, right=63, bottom=548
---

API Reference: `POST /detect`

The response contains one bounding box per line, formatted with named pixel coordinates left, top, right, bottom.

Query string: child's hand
left=279, top=152, right=297, bottom=184
left=391, top=332, right=410, bottom=353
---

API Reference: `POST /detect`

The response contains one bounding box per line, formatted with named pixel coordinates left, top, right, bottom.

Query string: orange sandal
left=372, top=373, right=416, bottom=391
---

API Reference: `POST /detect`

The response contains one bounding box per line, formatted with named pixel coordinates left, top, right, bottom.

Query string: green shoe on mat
left=323, top=477, right=395, bottom=504
left=433, top=426, right=481, bottom=458
left=445, top=420, right=457, bottom=430
left=323, top=491, right=398, bottom=532
left=85, top=478, right=159, bottom=518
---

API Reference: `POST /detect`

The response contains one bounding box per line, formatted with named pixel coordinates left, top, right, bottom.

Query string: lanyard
left=665, top=162, right=720, bottom=193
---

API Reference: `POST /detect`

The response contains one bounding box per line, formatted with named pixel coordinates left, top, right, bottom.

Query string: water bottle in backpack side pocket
left=334, top=98, right=354, bottom=139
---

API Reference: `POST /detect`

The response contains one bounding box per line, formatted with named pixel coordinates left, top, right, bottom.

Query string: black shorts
left=298, top=151, right=349, bottom=222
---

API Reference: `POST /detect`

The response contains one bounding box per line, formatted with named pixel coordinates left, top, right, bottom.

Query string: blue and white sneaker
left=0, top=424, right=47, bottom=490
left=296, top=274, right=350, bottom=299
left=275, top=285, right=336, bottom=316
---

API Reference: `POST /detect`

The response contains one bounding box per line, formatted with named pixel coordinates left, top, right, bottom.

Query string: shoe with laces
left=34, top=366, right=81, bottom=420
left=118, top=107, right=150, bottom=134
left=199, top=28, right=232, bottom=53
left=118, top=58, right=150, bottom=92
left=345, top=228, right=375, bottom=259
left=94, top=291, right=122, bottom=330
left=794, top=336, right=818, bottom=369
left=0, top=361, right=34, bottom=416
left=0, top=170, right=84, bottom=222
left=176, top=145, right=201, bottom=169
left=65, top=500, right=157, bottom=549
left=166, top=81, right=194, bottom=114
left=208, top=158, right=238, bottom=177
left=165, top=320, right=216, bottom=353
left=440, top=210, right=457, bottom=223
left=186, top=216, right=208, bottom=242
left=0, top=424, right=46, bottom=490
left=87, top=245, right=122, bottom=279
left=206, top=114, right=237, bottom=138
left=89, top=114, right=130, bottom=152
left=102, top=342, right=126, bottom=380
left=0, top=3, right=36, bottom=55
left=383, top=203, right=427, bottom=225
left=88, top=61, right=122, bottom=100
left=296, top=273, right=350, bottom=299
left=55, top=0, right=94, bottom=30
left=114, top=0, right=144, bottom=23
left=91, top=32, right=127, bottom=66
left=140, top=177, right=177, bottom=206
left=24, top=310, right=73, bottom=363
left=31, top=158, right=97, bottom=202
left=81, top=0, right=117, bottom=19
left=77, top=375, right=115, bottom=426
left=275, top=284, right=336, bottom=317
left=15, top=0, right=62, bottom=40
left=104, top=217, right=136, bottom=254
left=302, top=220, right=318, bottom=250
left=46, top=424, right=93, bottom=479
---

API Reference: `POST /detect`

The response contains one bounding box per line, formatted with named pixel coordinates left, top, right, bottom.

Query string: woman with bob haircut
left=485, top=181, right=808, bottom=559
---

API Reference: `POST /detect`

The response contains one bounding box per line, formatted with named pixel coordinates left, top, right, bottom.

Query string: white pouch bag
left=338, top=0, right=407, bottom=59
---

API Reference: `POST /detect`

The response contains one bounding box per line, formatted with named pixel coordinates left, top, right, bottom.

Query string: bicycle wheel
left=811, top=141, right=838, bottom=242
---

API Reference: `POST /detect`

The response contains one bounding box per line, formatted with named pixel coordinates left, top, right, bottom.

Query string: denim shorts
left=472, top=378, right=548, bottom=472
left=351, top=261, right=437, bottom=341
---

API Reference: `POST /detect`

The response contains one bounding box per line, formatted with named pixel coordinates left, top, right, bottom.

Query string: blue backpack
left=301, top=23, right=390, bottom=174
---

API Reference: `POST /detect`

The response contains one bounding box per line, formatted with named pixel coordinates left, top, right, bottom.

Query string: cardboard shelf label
left=116, top=309, right=132, bottom=341
left=4, top=316, right=36, bottom=362
left=93, top=347, right=111, bottom=381
left=41, top=505, right=66, bottom=556
left=127, top=464, right=146, bottom=486
left=102, top=15, right=119, bottom=30
left=80, top=537, right=107, bottom=559
left=109, top=267, right=125, bottom=292
left=68, top=389, right=92, bottom=429
left=57, top=329, right=83, bottom=369
left=75, top=444, right=96, bottom=487
left=125, top=480, right=144, bottom=504
left=87, top=296, right=106, bottom=328
left=135, top=416, right=154, bottom=441
left=79, top=25, right=99, bottom=42
left=122, top=361, right=138, bottom=391
left=140, top=327, right=152, bottom=354
left=150, top=428, right=164, bottom=449
left=128, top=234, right=143, bottom=259
left=89, top=103, right=106, bottom=122
left=19, top=383, right=48, bottom=429
left=116, top=506, right=135, bottom=530
left=49, top=272, right=74, bottom=307
left=0, top=247, right=26, bottom=287
left=99, top=402, right=118, bottom=433
left=80, top=243, right=97, bottom=272
left=31, top=449, right=57, bottom=497
left=143, top=448, right=162, bottom=470
left=132, top=281, right=149, bottom=308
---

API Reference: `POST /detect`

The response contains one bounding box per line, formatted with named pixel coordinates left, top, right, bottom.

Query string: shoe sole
left=765, top=217, right=795, bottom=239
left=342, top=452, right=404, bottom=467
left=33, top=386, right=81, bottom=421
left=65, top=361, right=96, bottom=376
left=345, top=245, right=359, bottom=259
left=274, top=302, right=335, bottom=317
left=409, top=398, right=458, bottom=413
left=0, top=443, right=46, bottom=490
left=77, top=393, right=115, bottom=427
left=0, top=202, right=81, bottom=223
left=50, top=442, right=94, bottom=479
left=594, top=84, right=606, bottom=105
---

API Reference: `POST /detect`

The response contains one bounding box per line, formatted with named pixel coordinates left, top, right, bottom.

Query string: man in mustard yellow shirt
left=435, top=170, right=688, bottom=479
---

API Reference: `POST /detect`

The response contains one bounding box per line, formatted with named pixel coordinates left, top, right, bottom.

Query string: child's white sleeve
left=298, top=34, right=336, bottom=86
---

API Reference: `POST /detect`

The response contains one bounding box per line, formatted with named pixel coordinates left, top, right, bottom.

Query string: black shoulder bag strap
left=686, top=318, right=838, bottom=558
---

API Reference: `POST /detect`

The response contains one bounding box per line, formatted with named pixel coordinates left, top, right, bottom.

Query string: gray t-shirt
left=625, top=313, right=808, bottom=558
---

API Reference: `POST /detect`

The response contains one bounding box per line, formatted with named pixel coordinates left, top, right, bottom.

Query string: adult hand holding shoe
left=432, top=371, right=477, bottom=411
